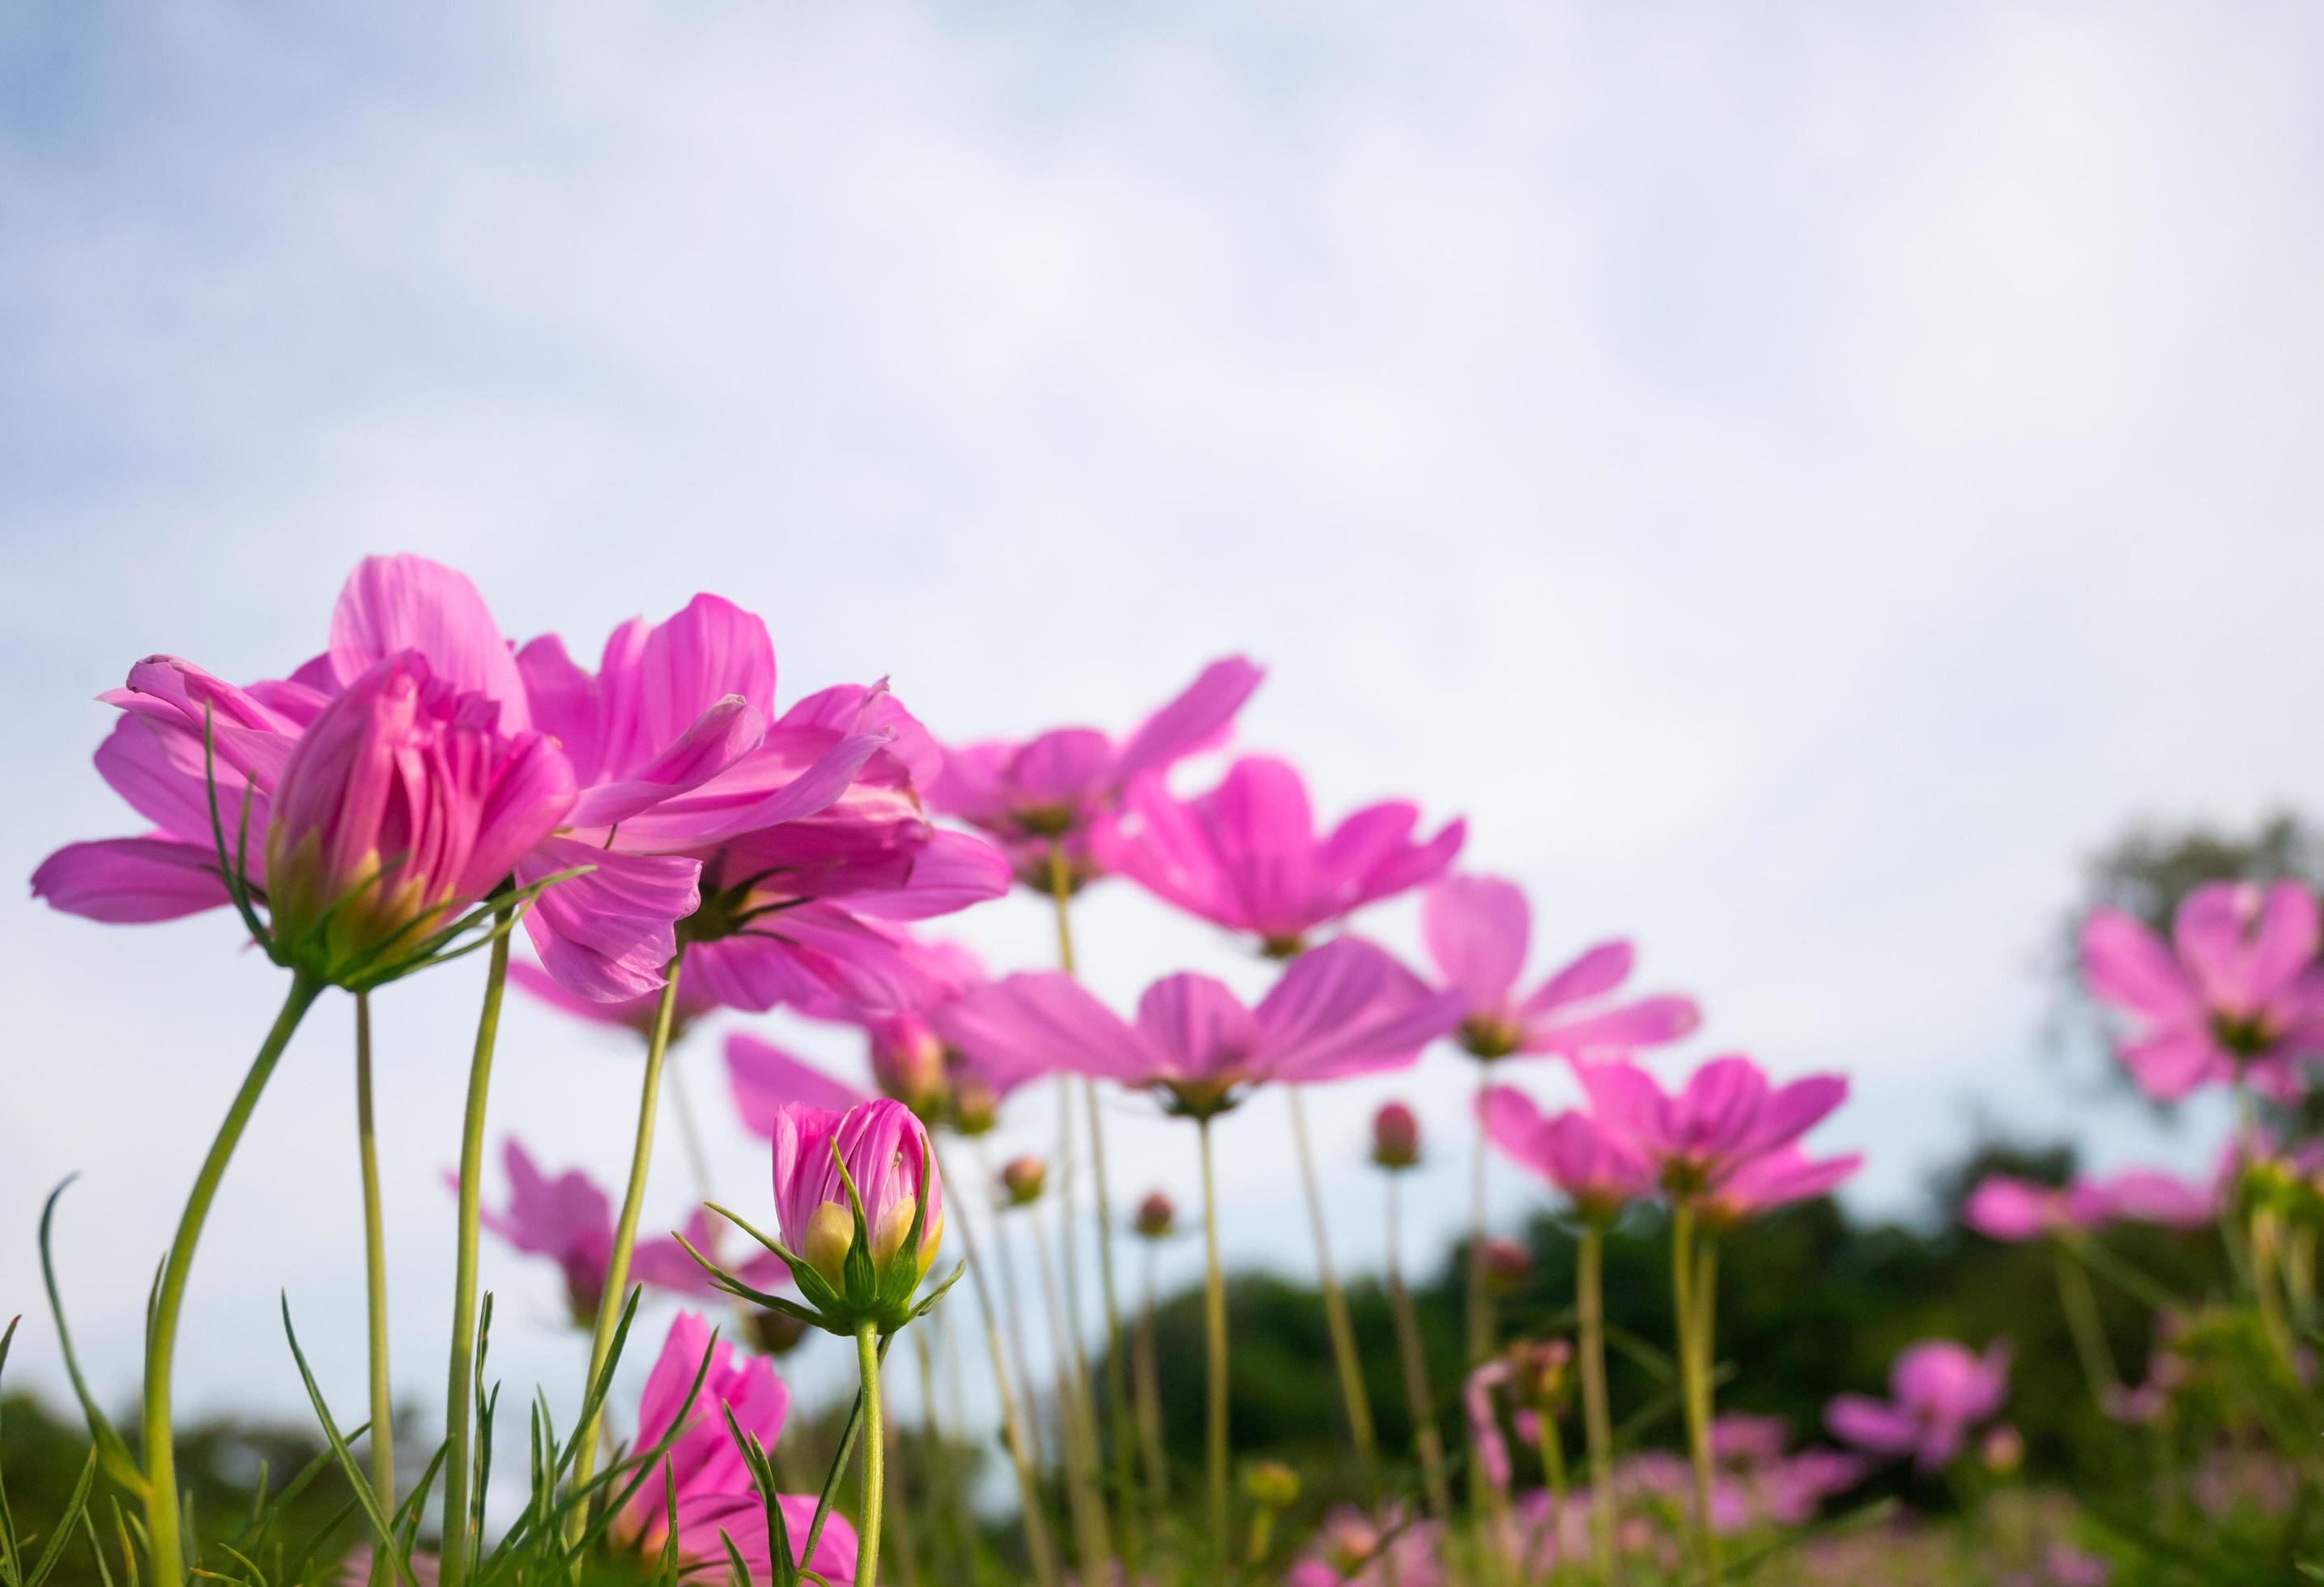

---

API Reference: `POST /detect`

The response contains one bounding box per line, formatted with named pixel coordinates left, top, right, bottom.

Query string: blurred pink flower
left=938, top=936, right=1462, bottom=1119
left=2082, top=881, right=2324, bottom=1100
left=619, top=1312, right=855, bottom=1581
left=1287, top=1505, right=1444, bottom=1586
left=1699, top=1146, right=1862, bottom=1227
left=1966, top=1168, right=2214, bottom=1241
left=1825, top=1338, right=2011, bottom=1471
left=1096, top=755, right=1462, bottom=953
left=1421, top=874, right=1700, bottom=1061
left=1577, top=1056, right=1849, bottom=1198
left=468, top=1141, right=747, bottom=1325
left=1478, top=1086, right=1656, bottom=1219
left=928, top=656, right=1263, bottom=890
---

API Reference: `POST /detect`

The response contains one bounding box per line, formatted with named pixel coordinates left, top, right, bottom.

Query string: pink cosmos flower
left=937, top=937, right=1464, bottom=1120
left=927, top=656, right=1264, bottom=891
left=767, top=1098, right=945, bottom=1296
left=1286, top=1506, right=1444, bottom=1587
left=1421, top=874, right=1699, bottom=1061
left=2082, top=881, right=2324, bottom=1101
left=1477, top=1086, right=1656, bottom=1219
left=1965, top=1168, right=2215, bottom=1242
left=1825, top=1338, right=2011, bottom=1471
left=1698, top=1145, right=1862, bottom=1228
left=508, top=960, right=724, bottom=1043
left=469, top=1141, right=764, bottom=1324
left=1094, top=755, right=1462, bottom=955
left=619, top=1312, right=856, bottom=1581
left=1576, top=1056, right=1849, bottom=1198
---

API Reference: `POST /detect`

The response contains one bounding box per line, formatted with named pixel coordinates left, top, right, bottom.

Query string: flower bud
left=1000, top=1155, right=1048, bottom=1207
left=1480, top=1236, right=1530, bottom=1294
left=1241, top=1458, right=1301, bottom=1509
left=768, top=1099, right=950, bottom=1335
left=870, top=1017, right=951, bottom=1121
left=746, top=1307, right=810, bottom=1357
left=1979, top=1423, right=2024, bottom=1476
left=1134, top=1191, right=1177, bottom=1240
left=1371, top=1102, right=1422, bottom=1170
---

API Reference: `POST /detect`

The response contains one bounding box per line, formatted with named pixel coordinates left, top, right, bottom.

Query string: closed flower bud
left=767, top=1099, right=951, bottom=1336
left=1000, top=1155, right=1047, bottom=1206
left=1979, top=1423, right=2024, bottom=1475
left=870, top=1016, right=951, bottom=1121
left=1480, top=1236, right=1530, bottom=1294
left=1134, top=1191, right=1177, bottom=1240
left=1241, top=1458, right=1301, bottom=1509
left=746, top=1306, right=810, bottom=1357
left=1371, top=1101, right=1422, bottom=1170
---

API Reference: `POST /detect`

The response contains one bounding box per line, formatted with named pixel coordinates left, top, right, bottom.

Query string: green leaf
left=38, top=1182, right=147, bottom=1497
left=24, top=1453, right=100, bottom=1587
left=277, top=1297, right=417, bottom=1587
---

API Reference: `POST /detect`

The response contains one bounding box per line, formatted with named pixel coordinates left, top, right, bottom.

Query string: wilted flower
left=1421, top=874, right=1699, bottom=1060
left=2082, top=881, right=2324, bottom=1100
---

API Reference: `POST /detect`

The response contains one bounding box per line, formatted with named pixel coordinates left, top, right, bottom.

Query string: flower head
left=928, top=656, right=1263, bottom=889
left=1478, top=1086, right=1656, bottom=1220
left=1698, top=1145, right=1862, bottom=1229
left=2082, top=881, right=2324, bottom=1100
left=619, top=1313, right=855, bottom=1581
left=1422, top=874, right=1698, bottom=1061
left=1577, top=1055, right=1849, bottom=1200
left=999, top=1155, right=1048, bottom=1206
left=1825, top=1338, right=2011, bottom=1471
left=735, top=1099, right=951, bottom=1336
left=1096, top=755, right=1461, bottom=953
left=1134, top=1191, right=1177, bottom=1240
left=939, top=936, right=1462, bottom=1120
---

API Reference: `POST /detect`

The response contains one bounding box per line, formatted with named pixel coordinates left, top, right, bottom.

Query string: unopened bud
left=1000, top=1156, right=1047, bottom=1207
left=1241, top=1458, right=1300, bottom=1509
left=1372, top=1102, right=1421, bottom=1171
left=1480, top=1236, right=1530, bottom=1294
left=1979, top=1423, right=2024, bottom=1476
left=1134, top=1191, right=1177, bottom=1240
left=747, top=1308, right=811, bottom=1356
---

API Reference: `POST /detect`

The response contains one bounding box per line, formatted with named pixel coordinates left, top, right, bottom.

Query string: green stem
left=440, top=921, right=512, bottom=1587
left=571, top=955, right=686, bottom=1508
left=1577, top=1226, right=1619, bottom=1584
left=2052, top=1240, right=2118, bottom=1406
left=1671, top=1200, right=1718, bottom=1587
left=143, top=971, right=324, bottom=1587
left=1198, top=1117, right=1231, bottom=1581
left=934, top=1143, right=1061, bottom=1587
left=1291, top=1088, right=1379, bottom=1483
left=1134, top=1244, right=1170, bottom=1509
left=1385, top=1174, right=1451, bottom=1520
left=1466, top=1063, right=1493, bottom=1364
left=1031, top=1201, right=1115, bottom=1582
left=854, top=1325, right=886, bottom=1587
left=355, top=992, right=395, bottom=1569
left=1536, top=1406, right=1569, bottom=1585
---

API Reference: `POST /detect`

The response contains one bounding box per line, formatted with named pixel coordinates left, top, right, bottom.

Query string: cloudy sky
left=5, top=0, right=2322, bottom=1471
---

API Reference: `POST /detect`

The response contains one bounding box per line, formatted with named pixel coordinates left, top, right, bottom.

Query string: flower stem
left=1198, top=1116, right=1231, bottom=1581
left=854, top=1324, right=886, bottom=1587
left=1577, top=1225, right=1619, bottom=1583
left=354, top=991, right=395, bottom=1570
left=143, top=971, right=323, bottom=1587
left=2051, top=1240, right=2118, bottom=1406
left=1386, top=1174, right=1453, bottom=1520
left=1671, top=1201, right=1718, bottom=1587
left=439, top=919, right=512, bottom=1587
left=1291, top=1087, right=1380, bottom=1484
left=1466, top=1062, right=1494, bottom=1364
left=934, top=1142, right=1061, bottom=1587
left=570, top=955, right=686, bottom=1508
left=1134, top=1244, right=1170, bottom=1510
left=1031, top=1201, right=1115, bottom=1582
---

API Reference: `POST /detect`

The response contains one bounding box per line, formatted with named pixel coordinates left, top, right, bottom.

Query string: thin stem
left=571, top=955, right=686, bottom=1521
left=1577, top=1226, right=1619, bottom=1583
left=2052, top=1240, right=2118, bottom=1406
left=1385, top=1174, right=1452, bottom=1520
left=1536, top=1406, right=1569, bottom=1586
left=1134, top=1244, right=1169, bottom=1510
left=979, top=1141, right=1047, bottom=1461
left=854, top=1325, right=886, bottom=1587
left=1671, top=1201, right=1718, bottom=1587
left=439, top=920, right=510, bottom=1587
left=1030, top=1202, right=1115, bottom=1582
left=1466, top=1062, right=1493, bottom=1364
left=354, top=992, right=395, bottom=1565
left=934, top=1142, right=1061, bottom=1587
left=143, top=972, right=324, bottom=1587
left=1291, top=1088, right=1380, bottom=1482
left=1198, top=1117, right=1231, bottom=1581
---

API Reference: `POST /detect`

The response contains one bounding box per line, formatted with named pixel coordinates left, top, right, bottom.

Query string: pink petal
left=841, top=829, right=1013, bottom=921
left=1963, top=1176, right=2055, bottom=1241
left=1111, top=655, right=1266, bottom=786
left=2080, top=909, right=2199, bottom=1023
left=1732, top=1071, right=1849, bottom=1163
left=2118, top=1025, right=2224, bottom=1100
left=565, top=696, right=766, bottom=828
left=1519, top=940, right=1637, bottom=1020
left=517, top=838, right=701, bottom=1002
left=780, top=683, right=943, bottom=794
left=1522, top=993, right=1700, bottom=1056
left=516, top=634, right=605, bottom=785
left=1423, top=875, right=1533, bottom=1014
left=1823, top=1396, right=1918, bottom=1456
left=598, top=594, right=776, bottom=777
left=1138, top=973, right=1263, bottom=1084
left=330, top=555, right=529, bottom=730
left=939, top=973, right=1155, bottom=1083
left=924, top=740, right=1014, bottom=826
left=1006, top=728, right=1117, bottom=807
left=682, top=901, right=948, bottom=1014
left=1255, top=937, right=1465, bottom=1083
left=31, top=836, right=233, bottom=922
left=726, top=1032, right=871, bottom=1137
left=1575, top=1061, right=1674, bottom=1158
left=2245, top=883, right=2322, bottom=1007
